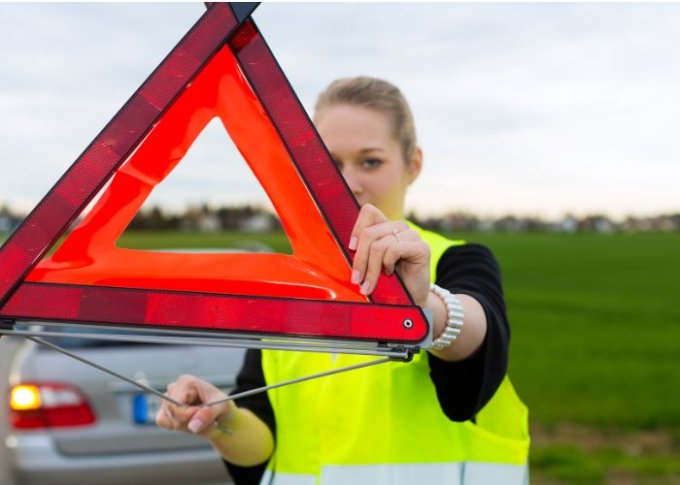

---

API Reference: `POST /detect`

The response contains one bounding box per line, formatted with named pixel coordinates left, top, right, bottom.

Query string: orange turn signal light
left=10, top=385, right=42, bottom=411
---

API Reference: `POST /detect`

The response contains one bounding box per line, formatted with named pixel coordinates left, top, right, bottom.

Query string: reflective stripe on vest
left=263, top=462, right=528, bottom=485
left=262, top=223, right=530, bottom=484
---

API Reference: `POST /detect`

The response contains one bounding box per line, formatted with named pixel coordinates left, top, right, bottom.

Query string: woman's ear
left=408, top=146, right=423, bottom=184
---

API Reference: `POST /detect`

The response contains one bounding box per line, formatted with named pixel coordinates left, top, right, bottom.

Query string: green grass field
left=3, top=229, right=679, bottom=482
left=453, top=231, right=680, bottom=484
left=453, top=231, right=680, bottom=430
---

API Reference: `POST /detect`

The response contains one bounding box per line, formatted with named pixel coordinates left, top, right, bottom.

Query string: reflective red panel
left=2, top=283, right=428, bottom=343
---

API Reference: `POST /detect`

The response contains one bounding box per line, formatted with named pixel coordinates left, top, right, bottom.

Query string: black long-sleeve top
left=225, top=243, right=510, bottom=484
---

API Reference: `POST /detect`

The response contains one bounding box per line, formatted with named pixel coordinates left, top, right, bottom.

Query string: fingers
left=156, top=378, right=194, bottom=432
left=155, top=375, right=231, bottom=437
left=382, top=239, right=430, bottom=276
left=349, top=205, right=426, bottom=297
left=186, top=404, right=234, bottom=436
left=357, top=224, right=417, bottom=294
left=155, top=401, right=174, bottom=430
left=349, top=204, right=389, bottom=251
left=157, top=400, right=190, bottom=432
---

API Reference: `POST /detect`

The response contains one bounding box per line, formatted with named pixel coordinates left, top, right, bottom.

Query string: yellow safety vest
left=261, top=224, right=530, bottom=484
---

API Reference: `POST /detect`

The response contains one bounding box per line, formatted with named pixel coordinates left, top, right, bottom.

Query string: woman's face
left=315, top=104, right=421, bottom=221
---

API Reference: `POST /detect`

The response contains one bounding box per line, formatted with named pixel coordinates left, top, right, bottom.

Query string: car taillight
left=9, top=382, right=96, bottom=429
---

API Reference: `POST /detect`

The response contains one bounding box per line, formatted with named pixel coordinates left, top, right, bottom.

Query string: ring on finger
left=392, top=229, right=401, bottom=243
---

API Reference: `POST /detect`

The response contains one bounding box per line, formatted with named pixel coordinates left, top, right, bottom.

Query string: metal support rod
left=23, top=334, right=393, bottom=411
left=201, top=356, right=392, bottom=407
left=27, top=336, right=186, bottom=407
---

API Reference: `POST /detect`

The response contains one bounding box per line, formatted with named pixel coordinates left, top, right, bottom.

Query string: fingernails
left=349, top=236, right=358, bottom=251
left=359, top=280, right=371, bottom=295
left=351, top=269, right=361, bottom=285
left=188, top=419, right=203, bottom=433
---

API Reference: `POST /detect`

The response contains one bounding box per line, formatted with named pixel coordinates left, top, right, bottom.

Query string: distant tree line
left=126, top=204, right=282, bottom=232
left=1, top=202, right=679, bottom=234
left=410, top=211, right=680, bottom=234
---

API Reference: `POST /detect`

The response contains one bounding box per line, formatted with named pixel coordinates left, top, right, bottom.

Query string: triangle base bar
left=0, top=282, right=429, bottom=344
left=0, top=327, right=418, bottom=360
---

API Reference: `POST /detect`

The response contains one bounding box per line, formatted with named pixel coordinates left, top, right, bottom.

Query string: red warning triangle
left=0, top=4, right=429, bottom=351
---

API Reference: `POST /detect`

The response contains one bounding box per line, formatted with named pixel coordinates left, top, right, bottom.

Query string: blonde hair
left=314, top=76, right=417, bottom=163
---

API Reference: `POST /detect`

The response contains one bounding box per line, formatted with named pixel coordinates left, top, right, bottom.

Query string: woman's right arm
left=155, top=374, right=274, bottom=467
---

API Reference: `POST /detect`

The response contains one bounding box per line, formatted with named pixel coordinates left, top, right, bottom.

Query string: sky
left=1, top=3, right=679, bottom=221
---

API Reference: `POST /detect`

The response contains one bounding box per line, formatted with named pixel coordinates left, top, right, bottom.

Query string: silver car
left=1, top=323, right=243, bottom=484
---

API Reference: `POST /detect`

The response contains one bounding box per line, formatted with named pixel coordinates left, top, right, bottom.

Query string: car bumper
left=4, top=434, right=232, bottom=485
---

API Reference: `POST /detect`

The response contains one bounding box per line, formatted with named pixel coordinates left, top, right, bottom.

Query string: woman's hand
left=156, top=375, right=275, bottom=465
left=156, top=374, right=234, bottom=439
left=349, top=204, right=487, bottom=362
left=349, top=204, right=430, bottom=306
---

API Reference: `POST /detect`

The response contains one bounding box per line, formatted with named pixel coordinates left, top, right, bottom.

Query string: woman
left=157, top=77, right=530, bottom=484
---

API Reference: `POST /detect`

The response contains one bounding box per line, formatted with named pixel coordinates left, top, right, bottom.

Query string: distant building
left=582, top=216, right=614, bottom=233
left=0, top=205, right=21, bottom=233
left=554, top=216, right=578, bottom=233
left=197, top=213, right=220, bottom=232
left=240, top=213, right=276, bottom=233
left=0, top=215, right=12, bottom=232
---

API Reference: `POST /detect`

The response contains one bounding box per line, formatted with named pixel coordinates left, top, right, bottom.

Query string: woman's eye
left=361, top=158, right=382, bottom=169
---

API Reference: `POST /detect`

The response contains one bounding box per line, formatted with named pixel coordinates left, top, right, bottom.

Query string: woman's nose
left=341, top=168, right=363, bottom=196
